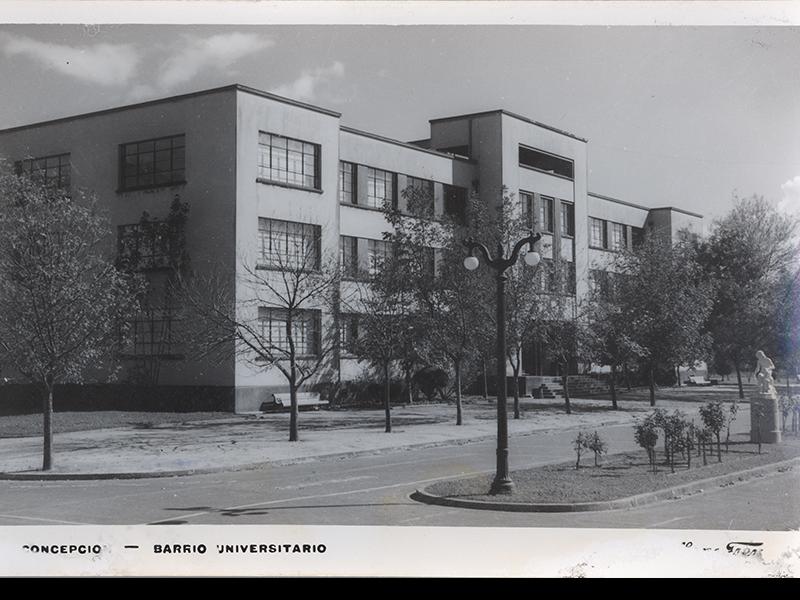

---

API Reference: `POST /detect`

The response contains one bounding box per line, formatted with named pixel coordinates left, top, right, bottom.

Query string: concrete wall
left=232, top=90, right=343, bottom=411
left=0, top=89, right=239, bottom=389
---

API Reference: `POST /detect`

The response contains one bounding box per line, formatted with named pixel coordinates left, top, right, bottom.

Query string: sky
left=0, top=16, right=798, bottom=222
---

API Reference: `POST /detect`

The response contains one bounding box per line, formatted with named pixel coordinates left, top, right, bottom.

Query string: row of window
left=590, top=218, right=644, bottom=252
left=520, top=191, right=575, bottom=237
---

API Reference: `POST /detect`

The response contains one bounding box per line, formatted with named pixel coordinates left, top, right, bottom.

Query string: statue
left=753, top=350, right=776, bottom=396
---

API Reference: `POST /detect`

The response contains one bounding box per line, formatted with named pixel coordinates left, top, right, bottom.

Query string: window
left=590, top=217, right=608, bottom=249
left=406, top=176, right=434, bottom=214
left=438, top=144, right=470, bottom=159
left=520, top=191, right=535, bottom=228
left=562, top=261, right=576, bottom=296
left=340, top=235, right=360, bottom=278
left=16, top=153, right=71, bottom=189
left=259, top=308, right=321, bottom=357
left=120, top=134, right=185, bottom=191
left=339, top=161, right=356, bottom=204
left=123, top=308, right=182, bottom=358
left=258, top=132, right=320, bottom=190
left=258, top=218, right=321, bottom=271
left=560, top=202, right=575, bottom=237
left=444, top=185, right=467, bottom=224
left=537, top=258, right=557, bottom=293
left=367, top=239, right=393, bottom=275
left=539, top=196, right=554, bottom=233
left=117, top=221, right=177, bottom=271
left=518, top=145, right=574, bottom=179
left=339, top=313, right=360, bottom=355
left=611, top=222, right=627, bottom=251
left=366, top=167, right=396, bottom=209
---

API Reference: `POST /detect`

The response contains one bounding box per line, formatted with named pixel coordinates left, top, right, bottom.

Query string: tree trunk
left=562, top=371, right=571, bottom=415
left=384, top=363, right=392, bottom=433
left=289, top=374, right=299, bottom=442
left=716, top=433, right=721, bottom=462
left=482, top=356, right=489, bottom=402
left=735, top=361, right=744, bottom=400
left=676, top=365, right=681, bottom=387
left=454, top=358, right=463, bottom=426
left=648, top=367, right=656, bottom=407
left=42, top=379, right=54, bottom=471
left=686, top=430, right=692, bottom=469
left=610, top=364, right=618, bottom=410
left=624, top=363, right=632, bottom=391
left=702, top=439, right=707, bottom=465
left=512, top=349, right=521, bottom=420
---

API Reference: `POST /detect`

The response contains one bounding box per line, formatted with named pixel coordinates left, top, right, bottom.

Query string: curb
left=0, top=417, right=637, bottom=481
left=410, top=456, right=800, bottom=513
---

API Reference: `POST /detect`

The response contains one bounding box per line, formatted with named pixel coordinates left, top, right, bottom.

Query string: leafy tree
left=699, top=401, right=725, bottom=462
left=382, top=187, right=492, bottom=425
left=585, top=279, right=645, bottom=410
left=345, top=262, right=418, bottom=434
left=0, top=169, right=141, bottom=470
left=695, top=195, right=799, bottom=398
left=633, top=416, right=659, bottom=472
left=179, top=242, right=339, bottom=442
left=612, top=232, right=713, bottom=406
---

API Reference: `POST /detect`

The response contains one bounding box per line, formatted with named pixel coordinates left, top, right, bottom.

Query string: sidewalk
left=0, top=397, right=744, bottom=478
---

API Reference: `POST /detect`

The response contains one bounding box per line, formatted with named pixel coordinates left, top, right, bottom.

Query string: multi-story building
left=0, top=84, right=703, bottom=412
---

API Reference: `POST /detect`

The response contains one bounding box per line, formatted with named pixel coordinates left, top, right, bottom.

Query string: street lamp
left=463, top=230, right=542, bottom=495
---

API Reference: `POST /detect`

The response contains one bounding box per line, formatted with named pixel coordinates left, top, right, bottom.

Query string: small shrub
left=699, top=401, right=725, bottom=462
left=413, top=367, right=449, bottom=403
left=587, top=431, right=607, bottom=466
left=573, top=431, right=590, bottom=470
left=634, top=415, right=659, bottom=472
left=725, top=402, right=738, bottom=452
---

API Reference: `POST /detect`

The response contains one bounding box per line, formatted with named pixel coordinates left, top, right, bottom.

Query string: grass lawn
left=425, top=436, right=800, bottom=504
left=0, top=411, right=236, bottom=439
left=588, top=382, right=800, bottom=405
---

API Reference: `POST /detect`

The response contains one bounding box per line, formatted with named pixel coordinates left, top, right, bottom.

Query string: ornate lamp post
left=463, top=231, right=542, bottom=495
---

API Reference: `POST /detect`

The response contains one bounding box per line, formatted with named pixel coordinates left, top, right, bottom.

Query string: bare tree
left=343, top=258, right=417, bottom=434
left=0, top=168, right=141, bottom=470
left=178, top=231, right=339, bottom=442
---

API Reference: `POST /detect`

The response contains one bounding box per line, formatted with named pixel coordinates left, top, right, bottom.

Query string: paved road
left=0, top=422, right=797, bottom=530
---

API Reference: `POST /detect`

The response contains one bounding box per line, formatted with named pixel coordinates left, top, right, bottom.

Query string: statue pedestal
left=750, top=393, right=782, bottom=444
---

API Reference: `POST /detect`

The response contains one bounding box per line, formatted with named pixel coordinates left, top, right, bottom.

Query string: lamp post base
left=489, top=477, right=515, bottom=495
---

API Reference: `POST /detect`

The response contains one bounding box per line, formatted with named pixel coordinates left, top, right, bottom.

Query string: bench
left=685, top=375, right=714, bottom=386
left=262, top=392, right=329, bottom=412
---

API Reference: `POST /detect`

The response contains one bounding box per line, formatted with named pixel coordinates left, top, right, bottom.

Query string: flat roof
left=429, top=109, right=588, bottom=143
left=340, top=126, right=474, bottom=162
left=0, top=84, right=341, bottom=135
left=650, top=206, right=705, bottom=219
left=588, top=192, right=650, bottom=212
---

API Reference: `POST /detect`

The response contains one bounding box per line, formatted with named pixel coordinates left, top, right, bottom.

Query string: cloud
left=272, top=61, right=345, bottom=102
left=0, top=32, right=139, bottom=86
left=779, top=175, right=800, bottom=216
left=157, top=32, right=273, bottom=89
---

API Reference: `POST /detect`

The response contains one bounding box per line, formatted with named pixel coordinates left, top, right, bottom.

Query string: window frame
left=610, top=222, right=628, bottom=252
left=365, top=167, right=397, bottom=210
left=589, top=217, right=608, bottom=250
left=257, top=217, right=322, bottom=272
left=257, top=131, right=321, bottom=192
left=15, top=152, right=72, bottom=190
left=560, top=201, right=575, bottom=238
left=338, top=160, right=357, bottom=204
left=118, top=134, right=186, bottom=192
left=258, top=307, right=322, bottom=358
left=339, top=235, right=360, bottom=279
left=540, top=196, right=555, bottom=234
